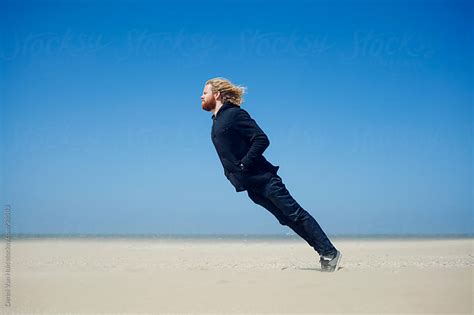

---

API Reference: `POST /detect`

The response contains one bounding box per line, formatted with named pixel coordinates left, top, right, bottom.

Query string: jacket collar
left=211, top=101, right=238, bottom=120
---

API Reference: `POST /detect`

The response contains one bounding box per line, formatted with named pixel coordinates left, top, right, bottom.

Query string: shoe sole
left=332, top=251, right=342, bottom=271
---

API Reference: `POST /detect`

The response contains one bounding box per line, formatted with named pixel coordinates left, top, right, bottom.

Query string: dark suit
left=210, top=101, right=337, bottom=257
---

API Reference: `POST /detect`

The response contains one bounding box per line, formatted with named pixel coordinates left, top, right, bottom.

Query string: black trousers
left=246, top=173, right=337, bottom=256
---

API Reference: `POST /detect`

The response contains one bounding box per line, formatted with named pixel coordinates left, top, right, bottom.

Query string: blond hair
left=205, top=77, right=247, bottom=106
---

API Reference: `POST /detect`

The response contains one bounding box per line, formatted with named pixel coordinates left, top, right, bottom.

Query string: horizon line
left=5, top=232, right=474, bottom=240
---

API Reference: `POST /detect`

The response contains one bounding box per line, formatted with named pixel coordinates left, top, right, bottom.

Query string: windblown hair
left=205, top=77, right=247, bottom=106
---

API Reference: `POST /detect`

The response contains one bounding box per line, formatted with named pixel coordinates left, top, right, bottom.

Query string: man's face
left=201, top=84, right=217, bottom=112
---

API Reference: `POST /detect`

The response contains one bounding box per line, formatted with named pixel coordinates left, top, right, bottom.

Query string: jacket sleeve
left=232, top=109, right=270, bottom=169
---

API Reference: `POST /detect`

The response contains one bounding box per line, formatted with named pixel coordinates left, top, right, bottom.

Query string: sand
left=0, top=237, right=472, bottom=314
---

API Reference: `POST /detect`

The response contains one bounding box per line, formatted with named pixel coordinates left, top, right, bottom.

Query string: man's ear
left=214, top=91, right=221, bottom=100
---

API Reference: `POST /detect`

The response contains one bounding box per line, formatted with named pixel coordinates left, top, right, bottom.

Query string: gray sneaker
left=319, top=250, right=342, bottom=272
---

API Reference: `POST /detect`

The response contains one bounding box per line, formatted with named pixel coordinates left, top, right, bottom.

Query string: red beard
left=201, top=97, right=216, bottom=112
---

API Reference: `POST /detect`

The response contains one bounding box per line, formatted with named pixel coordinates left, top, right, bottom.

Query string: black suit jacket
left=211, top=101, right=280, bottom=192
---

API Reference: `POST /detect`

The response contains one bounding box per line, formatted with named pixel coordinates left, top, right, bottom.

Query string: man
left=201, top=77, right=342, bottom=272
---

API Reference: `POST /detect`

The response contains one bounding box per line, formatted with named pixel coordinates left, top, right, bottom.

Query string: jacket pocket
left=222, top=157, right=241, bottom=173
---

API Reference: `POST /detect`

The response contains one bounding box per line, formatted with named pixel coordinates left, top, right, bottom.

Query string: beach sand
left=0, top=237, right=472, bottom=314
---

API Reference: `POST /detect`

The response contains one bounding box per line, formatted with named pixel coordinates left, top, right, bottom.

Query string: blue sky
left=1, top=0, right=472, bottom=235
